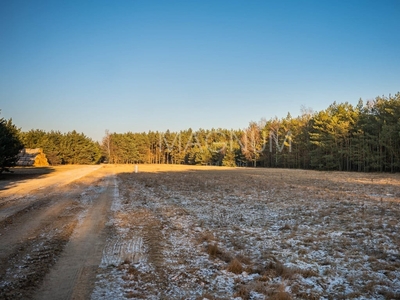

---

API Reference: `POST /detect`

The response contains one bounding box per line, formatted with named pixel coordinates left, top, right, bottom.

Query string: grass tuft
left=207, top=243, right=220, bottom=257
left=227, top=258, right=243, bottom=274
left=234, top=284, right=250, bottom=300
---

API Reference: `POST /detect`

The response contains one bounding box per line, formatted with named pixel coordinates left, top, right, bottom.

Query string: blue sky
left=1, top=0, right=399, bottom=141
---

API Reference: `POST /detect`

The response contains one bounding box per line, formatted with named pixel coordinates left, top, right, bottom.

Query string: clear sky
left=1, top=0, right=399, bottom=141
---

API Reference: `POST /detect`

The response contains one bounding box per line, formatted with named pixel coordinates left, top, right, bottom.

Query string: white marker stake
left=135, top=165, right=138, bottom=173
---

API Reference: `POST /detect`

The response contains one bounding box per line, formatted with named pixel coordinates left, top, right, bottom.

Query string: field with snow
left=94, top=165, right=400, bottom=299
left=1, top=165, right=399, bottom=299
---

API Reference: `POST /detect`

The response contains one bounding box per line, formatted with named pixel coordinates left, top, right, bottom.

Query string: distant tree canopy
left=20, top=130, right=101, bottom=165
left=4, top=91, right=400, bottom=171
left=0, top=115, right=24, bottom=173
left=101, top=92, right=400, bottom=172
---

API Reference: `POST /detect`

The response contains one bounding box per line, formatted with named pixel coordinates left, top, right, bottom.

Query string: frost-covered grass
left=93, top=166, right=400, bottom=300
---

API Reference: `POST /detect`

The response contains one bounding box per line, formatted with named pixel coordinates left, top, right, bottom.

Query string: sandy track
left=0, top=165, right=102, bottom=223
left=0, top=191, right=78, bottom=263
left=0, top=165, right=101, bottom=200
left=0, top=165, right=116, bottom=300
left=33, top=175, right=114, bottom=300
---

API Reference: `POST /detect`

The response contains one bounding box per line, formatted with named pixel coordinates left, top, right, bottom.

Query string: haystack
left=16, top=148, right=49, bottom=167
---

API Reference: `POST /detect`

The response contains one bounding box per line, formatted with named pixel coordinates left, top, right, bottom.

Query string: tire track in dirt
left=0, top=165, right=101, bottom=201
left=96, top=171, right=254, bottom=298
left=0, top=166, right=114, bottom=300
left=32, top=174, right=114, bottom=300
left=0, top=172, right=107, bottom=263
left=0, top=193, right=78, bottom=263
left=0, top=166, right=102, bottom=225
left=92, top=173, right=173, bottom=299
left=100, top=237, right=144, bottom=267
left=0, top=184, right=72, bottom=224
left=0, top=208, right=80, bottom=299
left=120, top=176, right=167, bottom=279
left=142, top=216, right=167, bottom=287
left=125, top=188, right=169, bottom=295
left=110, top=174, right=242, bottom=298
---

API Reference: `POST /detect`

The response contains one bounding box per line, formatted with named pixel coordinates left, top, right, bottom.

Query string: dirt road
left=0, top=165, right=117, bottom=300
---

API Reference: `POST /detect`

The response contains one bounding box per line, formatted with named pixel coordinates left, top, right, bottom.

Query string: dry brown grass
left=268, top=284, right=292, bottom=300
left=206, top=242, right=232, bottom=263
left=280, top=223, right=292, bottom=231
left=196, top=294, right=217, bottom=300
left=234, top=284, right=250, bottom=300
left=95, top=164, right=400, bottom=299
left=207, top=243, right=220, bottom=257
left=226, top=258, right=243, bottom=274
left=236, top=253, right=252, bottom=265
left=298, top=268, right=318, bottom=278
left=265, top=261, right=297, bottom=280
left=199, top=231, right=215, bottom=243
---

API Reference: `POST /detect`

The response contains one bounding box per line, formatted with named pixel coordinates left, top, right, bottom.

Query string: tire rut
left=0, top=166, right=113, bottom=300
left=0, top=196, right=75, bottom=261
left=142, top=216, right=169, bottom=296
left=32, top=175, right=113, bottom=300
left=0, top=215, right=79, bottom=299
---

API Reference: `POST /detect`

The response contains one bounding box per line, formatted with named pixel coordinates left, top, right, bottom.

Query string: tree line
left=1, top=92, right=399, bottom=172
left=101, top=93, right=400, bottom=172
left=19, top=130, right=101, bottom=165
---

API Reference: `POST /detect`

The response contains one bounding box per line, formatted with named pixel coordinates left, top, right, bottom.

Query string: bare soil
left=0, top=164, right=399, bottom=299
left=0, top=165, right=111, bottom=299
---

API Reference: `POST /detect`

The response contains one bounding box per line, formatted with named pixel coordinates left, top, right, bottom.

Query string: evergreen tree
left=0, top=115, right=24, bottom=173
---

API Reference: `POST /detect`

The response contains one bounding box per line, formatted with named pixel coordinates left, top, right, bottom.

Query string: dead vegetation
left=226, top=258, right=243, bottom=274
left=91, top=165, right=400, bottom=299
